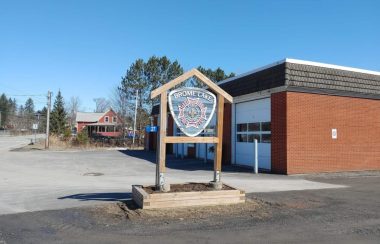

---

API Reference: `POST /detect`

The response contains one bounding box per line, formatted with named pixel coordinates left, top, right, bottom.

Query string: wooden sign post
left=151, top=69, right=233, bottom=191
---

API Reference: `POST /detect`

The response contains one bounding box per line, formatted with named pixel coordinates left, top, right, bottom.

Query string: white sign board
left=332, top=128, right=337, bottom=139
left=168, top=87, right=216, bottom=137
left=32, top=123, right=38, bottom=130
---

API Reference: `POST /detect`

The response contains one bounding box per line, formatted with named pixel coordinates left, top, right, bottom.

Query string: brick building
left=146, top=59, right=380, bottom=174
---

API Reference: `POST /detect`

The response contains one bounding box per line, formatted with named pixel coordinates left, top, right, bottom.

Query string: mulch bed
left=143, top=182, right=234, bottom=194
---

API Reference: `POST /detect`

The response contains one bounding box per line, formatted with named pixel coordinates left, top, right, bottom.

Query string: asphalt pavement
left=0, top=135, right=345, bottom=215
left=0, top=173, right=379, bottom=244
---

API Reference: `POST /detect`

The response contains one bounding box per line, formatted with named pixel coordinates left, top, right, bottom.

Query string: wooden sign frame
left=151, top=68, right=233, bottom=191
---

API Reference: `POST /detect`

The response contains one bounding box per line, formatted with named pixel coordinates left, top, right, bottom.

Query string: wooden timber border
left=132, top=184, right=245, bottom=209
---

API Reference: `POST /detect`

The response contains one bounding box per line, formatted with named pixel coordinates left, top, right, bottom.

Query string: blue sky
left=1, top=0, right=379, bottom=111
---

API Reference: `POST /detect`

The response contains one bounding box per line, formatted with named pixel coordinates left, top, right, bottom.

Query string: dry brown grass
left=47, top=135, right=142, bottom=150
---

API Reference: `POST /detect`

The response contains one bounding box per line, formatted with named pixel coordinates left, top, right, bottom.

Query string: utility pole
left=132, top=89, right=138, bottom=147
left=0, top=110, right=2, bottom=135
left=45, top=91, right=52, bottom=149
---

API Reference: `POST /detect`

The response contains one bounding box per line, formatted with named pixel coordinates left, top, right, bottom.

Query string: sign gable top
left=150, top=68, right=233, bottom=103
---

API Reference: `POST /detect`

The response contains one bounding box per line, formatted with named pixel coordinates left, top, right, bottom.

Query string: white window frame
left=236, top=122, right=271, bottom=143
left=105, top=116, right=109, bottom=123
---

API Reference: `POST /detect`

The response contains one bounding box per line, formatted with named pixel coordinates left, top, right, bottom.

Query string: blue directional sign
left=145, top=125, right=158, bottom=133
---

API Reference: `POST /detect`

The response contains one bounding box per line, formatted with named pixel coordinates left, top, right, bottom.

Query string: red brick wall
left=271, top=92, right=288, bottom=173
left=272, top=91, right=380, bottom=174
left=222, top=103, right=232, bottom=165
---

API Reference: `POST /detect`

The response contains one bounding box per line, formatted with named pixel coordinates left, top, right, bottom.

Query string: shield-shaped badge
left=168, top=87, right=216, bottom=137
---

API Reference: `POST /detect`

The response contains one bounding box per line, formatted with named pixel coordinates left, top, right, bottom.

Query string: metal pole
left=132, top=89, right=138, bottom=147
left=155, top=128, right=160, bottom=188
left=45, top=91, right=51, bottom=149
left=204, top=143, right=207, bottom=163
left=35, top=113, right=40, bottom=143
left=254, top=138, right=258, bottom=174
left=0, top=111, right=2, bottom=135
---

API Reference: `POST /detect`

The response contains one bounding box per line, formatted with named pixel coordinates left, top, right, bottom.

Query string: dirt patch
left=116, top=198, right=270, bottom=221
left=86, top=203, right=128, bottom=225
left=143, top=183, right=234, bottom=194
left=69, top=196, right=268, bottom=223
left=85, top=197, right=270, bottom=223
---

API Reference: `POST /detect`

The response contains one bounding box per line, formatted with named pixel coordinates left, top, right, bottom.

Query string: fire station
left=146, top=59, right=380, bottom=174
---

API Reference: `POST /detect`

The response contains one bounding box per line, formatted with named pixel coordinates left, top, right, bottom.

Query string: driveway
left=0, top=135, right=345, bottom=215
left=0, top=172, right=379, bottom=244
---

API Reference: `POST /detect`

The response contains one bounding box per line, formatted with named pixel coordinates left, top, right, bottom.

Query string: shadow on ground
left=58, top=192, right=132, bottom=201
left=119, top=149, right=257, bottom=173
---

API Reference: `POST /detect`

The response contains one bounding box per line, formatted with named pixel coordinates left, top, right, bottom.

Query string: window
left=113, top=117, right=117, bottom=123
left=237, top=134, right=248, bottom=142
left=261, top=122, right=271, bottom=131
left=105, top=116, right=109, bottom=122
left=261, top=134, right=271, bottom=143
left=237, top=123, right=247, bottom=132
left=248, top=123, right=260, bottom=132
left=248, top=134, right=260, bottom=143
left=236, top=122, right=271, bottom=144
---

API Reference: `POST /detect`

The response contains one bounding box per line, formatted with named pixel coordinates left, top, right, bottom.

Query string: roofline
left=217, top=59, right=286, bottom=85
left=100, top=108, right=114, bottom=118
left=76, top=108, right=116, bottom=123
left=286, top=58, right=380, bottom=76
left=217, top=58, right=380, bottom=85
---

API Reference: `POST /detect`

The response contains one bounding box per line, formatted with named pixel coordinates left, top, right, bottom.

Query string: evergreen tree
left=24, top=98, right=35, bottom=115
left=50, top=90, right=67, bottom=135
left=0, top=94, right=19, bottom=128
left=120, top=56, right=183, bottom=144
left=36, top=106, right=47, bottom=133
left=0, top=94, right=8, bottom=127
left=120, top=56, right=184, bottom=113
left=8, top=98, right=17, bottom=115
left=18, top=105, right=24, bottom=116
left=197, top=66, right=235, bottom=83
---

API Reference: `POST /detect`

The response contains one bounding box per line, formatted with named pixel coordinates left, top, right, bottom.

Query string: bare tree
left=110, top=87, right=130, bottom=137
left=93, top=98, right=111, bottom=113
left=66, top=96, right=81, bottom=129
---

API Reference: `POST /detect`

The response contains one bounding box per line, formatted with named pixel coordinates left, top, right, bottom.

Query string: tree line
left=116, top=55, right=235, bottom=142
left=0, top=94, right=45, bottom=132
left=0, top=91, right=77, bottom=136
left=1, top=55, right=234, bottom=140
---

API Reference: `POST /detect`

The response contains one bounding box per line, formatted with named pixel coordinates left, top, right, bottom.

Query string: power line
left=2, top=93, right=48, bottom=105
left=4, top=94, right=46, bottom=97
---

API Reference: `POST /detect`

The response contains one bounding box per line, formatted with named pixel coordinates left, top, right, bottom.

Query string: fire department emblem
left=169, top=87, right=216, bottom=137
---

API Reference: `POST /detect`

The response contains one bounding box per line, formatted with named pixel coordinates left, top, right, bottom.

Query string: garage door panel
left=235, top=98, right=271, bottom=170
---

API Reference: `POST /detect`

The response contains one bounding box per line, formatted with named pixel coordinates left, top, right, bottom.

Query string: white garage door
left=235, top=98, right=271, bottom=170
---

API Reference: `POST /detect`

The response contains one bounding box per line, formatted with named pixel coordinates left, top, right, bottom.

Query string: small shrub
left=77, top=128, right=89, bottom=145
left=63, top=127, right=72, bottom=141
